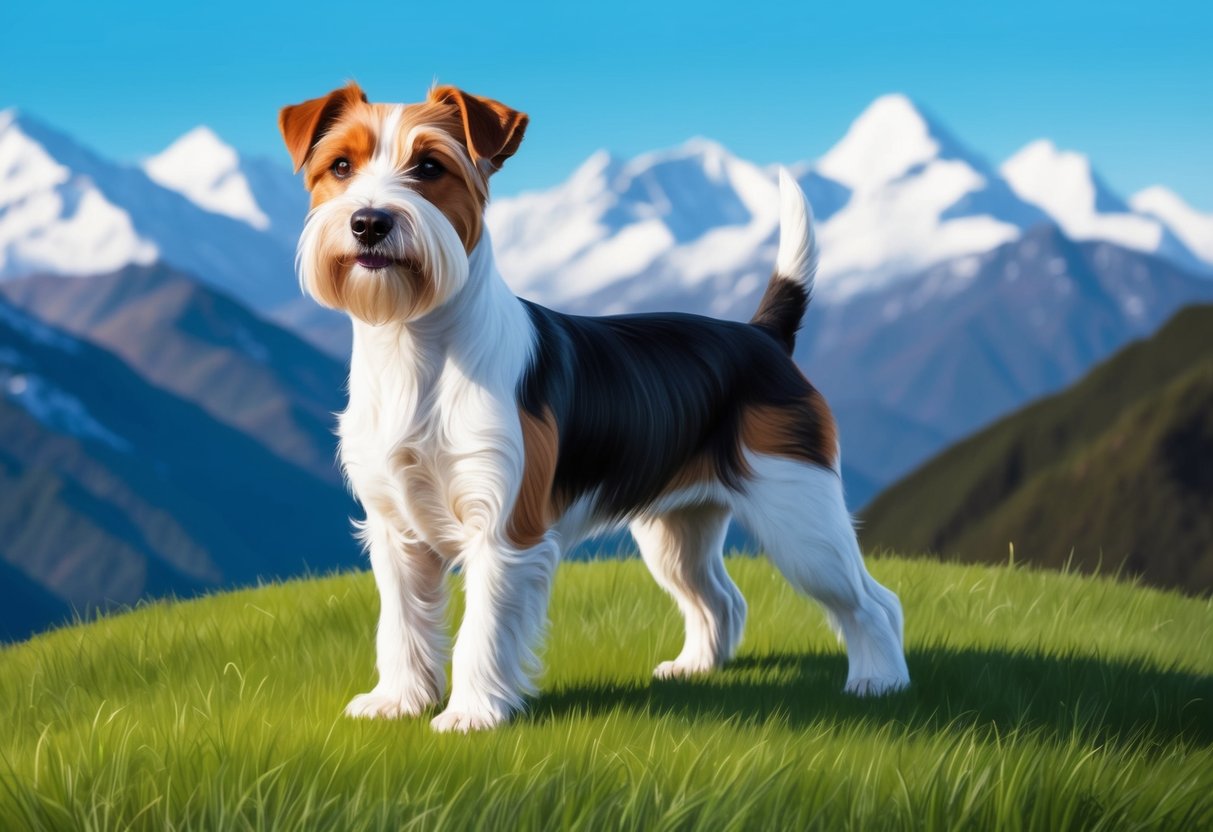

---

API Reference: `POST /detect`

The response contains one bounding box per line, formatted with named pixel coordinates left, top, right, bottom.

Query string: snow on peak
left=488, top=137, right=781, bottom=310
left=0, top=111, right=298, bottom=309
left=809, top=95, right=1045, bottom=299
left=144, top=126, right=270, bottom=229
left=817, top=94, right=951, bottom=191
left=1002, top=140, right=1126, bottom=217
left=1002, top=141, right=1206, bottom=270
left=159, top=126, right=238, bottom=168
left=0, top=112, right=159, bottom=276
left=1131, top=186, right=1213, bottom=265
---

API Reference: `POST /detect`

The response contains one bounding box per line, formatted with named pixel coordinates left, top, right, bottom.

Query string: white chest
left=336, top=293, right=534, bottom=558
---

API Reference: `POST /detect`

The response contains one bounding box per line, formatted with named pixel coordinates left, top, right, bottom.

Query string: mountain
left=800, top=225, right=1213, bottom=446
left=143, top=126, right=308, bottom=249
left=860, top=305, right=1213, bottom=593
left=0, top=558, right=71, bottom=642
left=0, top=110, right=297, bottom=309
left=0, top=264, right=347, bottom=484
left=487, top=95, right=1050, bottom=320
left=810, top=94, right=1049, bottom=301
left=488, top=140, right=787, bottom=320
left=271, top=297, right=352, bottom=357
left=0, top=296, right=359, bottom=629
left=1002, top=141, right=1210, bottom=275
left=1131, top=186, right=1213, bottom=265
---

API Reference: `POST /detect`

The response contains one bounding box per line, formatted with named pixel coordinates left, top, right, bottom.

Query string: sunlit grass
left=2, top=556, right=1211, bottom=830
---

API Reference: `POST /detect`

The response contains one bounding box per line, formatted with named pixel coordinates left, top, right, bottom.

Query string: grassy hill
left=2, top=557, right=1211, bottom=830
left=861, top=305, right=1213, bottom=593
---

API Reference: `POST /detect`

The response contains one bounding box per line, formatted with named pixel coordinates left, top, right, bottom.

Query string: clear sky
left=3, top=0, right=1211, bottom=208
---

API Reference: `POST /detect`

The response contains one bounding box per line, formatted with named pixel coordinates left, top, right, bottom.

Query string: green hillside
left=2, top=557, right=1211, bottom=830
left=861, top=305, right=1213, bottom=593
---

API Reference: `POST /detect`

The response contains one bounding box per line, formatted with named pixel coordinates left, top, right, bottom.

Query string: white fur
left=630, top=505, right=747, bottom=678
left=775, top=167, right=818, bottom=299
left=338, top=232, right=559, bottom=731
left=728, top=454, right=909, bottom=695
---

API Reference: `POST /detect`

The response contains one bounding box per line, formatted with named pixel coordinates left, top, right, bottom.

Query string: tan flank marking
left=664, top=453, right=718, bottom=493
left=807, top=389, right=839, bottom=464
left=740, top=389, right=838, bottom=470
left=508, top=408, right=560, bottom=549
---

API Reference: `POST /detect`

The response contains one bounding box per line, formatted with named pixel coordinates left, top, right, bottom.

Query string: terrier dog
left=279, top=83, right=910, bottom=732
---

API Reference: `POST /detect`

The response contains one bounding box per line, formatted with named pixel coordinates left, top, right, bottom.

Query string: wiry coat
left=279, top=83, right=909, bottom=731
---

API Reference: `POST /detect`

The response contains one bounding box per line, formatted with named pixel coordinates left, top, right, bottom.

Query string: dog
left=278, top=83, right=910, bottom=732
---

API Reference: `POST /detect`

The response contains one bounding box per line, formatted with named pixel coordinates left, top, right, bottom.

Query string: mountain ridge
left=860, top=304, right=1213, bottom=593
left=0, top=264, right=348, bottom=485
left=0, top=294, right=360, bottom=634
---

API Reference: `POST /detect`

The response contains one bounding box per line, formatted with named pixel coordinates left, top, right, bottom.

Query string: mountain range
left=0, top=292, right=359, bottom=639
left=0, top=264, right=347, bottom=484
left=0, top=110, right=302, bottom=309
left=861, top=305, right=1213, bottom=594
left=2, top=93, right=1213, bottom=636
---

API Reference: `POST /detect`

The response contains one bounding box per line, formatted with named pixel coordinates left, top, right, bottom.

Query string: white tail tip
left=775, top=167, right=818, bottom=298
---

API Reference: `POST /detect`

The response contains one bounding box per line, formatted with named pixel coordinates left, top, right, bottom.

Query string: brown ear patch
left=278, top=82, right=368, bottom=172
left=740, top=390, right=838, bottom=472
left=428, top=85, right=528, bottom=171
left=507, top=408, right=561, bottom=549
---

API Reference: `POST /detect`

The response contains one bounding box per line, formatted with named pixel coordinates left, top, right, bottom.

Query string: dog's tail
left=750, top=168, right=818, bottom=355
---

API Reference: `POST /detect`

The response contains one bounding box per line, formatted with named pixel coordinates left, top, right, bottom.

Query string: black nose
left=350, top=208, right=394, bottom=246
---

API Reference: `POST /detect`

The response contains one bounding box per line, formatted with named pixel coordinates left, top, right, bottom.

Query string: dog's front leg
left=431, top=535, right=560, bottom=732
left=345, top=514, right=448, bottom=719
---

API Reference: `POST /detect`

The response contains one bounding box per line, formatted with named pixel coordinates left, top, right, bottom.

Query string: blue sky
left=4, top=0, right=1211, bottom=208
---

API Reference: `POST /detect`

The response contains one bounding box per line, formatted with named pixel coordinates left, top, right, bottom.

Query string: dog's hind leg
left=630, top=505, right=747, bottom=679
left=730, top=455, right=909, bottom=695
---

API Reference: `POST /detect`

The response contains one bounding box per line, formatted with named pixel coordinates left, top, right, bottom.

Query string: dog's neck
left=348, top=229, right=533, bottom=411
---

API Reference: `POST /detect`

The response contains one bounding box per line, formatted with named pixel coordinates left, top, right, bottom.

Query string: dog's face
left=279, top=83, right=527, bottom=324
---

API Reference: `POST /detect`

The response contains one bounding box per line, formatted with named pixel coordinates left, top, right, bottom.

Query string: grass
left=2, top=555, right=1212, bottom=830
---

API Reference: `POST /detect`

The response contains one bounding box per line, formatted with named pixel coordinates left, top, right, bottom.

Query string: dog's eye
left=415, top=158, right=445, bottom=180
left=331, top=158, right=352, bottom=179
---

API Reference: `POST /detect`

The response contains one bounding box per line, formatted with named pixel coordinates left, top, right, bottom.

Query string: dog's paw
left=344, top=690, right=428, bottom=720
left=844, top=676, right=909, bottom=697
left=430, top=709, right=504, bottom=733
left=653, top=658, right=714, bottom=680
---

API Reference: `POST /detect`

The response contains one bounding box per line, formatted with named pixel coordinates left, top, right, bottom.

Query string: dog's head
left=279, top=82, right=527, bottom=324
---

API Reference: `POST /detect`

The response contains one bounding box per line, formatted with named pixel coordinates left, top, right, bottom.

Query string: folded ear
left=429, top=85, right=528, bottom=173
left=278, top=82, right=367, bottom=172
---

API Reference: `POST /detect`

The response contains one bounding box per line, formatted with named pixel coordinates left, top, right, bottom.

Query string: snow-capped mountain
left=144, top=127, right=270, bottom=228
left=488, top=139, right=788, bottom=319
left=143, top=126, right=307, bottom=248
left=1131, top=186, right=1213, bottom=265
left=1002, top=140, right=1209, bottom=274
left=811, top=94, right=1049, bottom=300
left=488, top=95, right=1052, bottom=316
left=0, top=110, right=298, bottom=309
